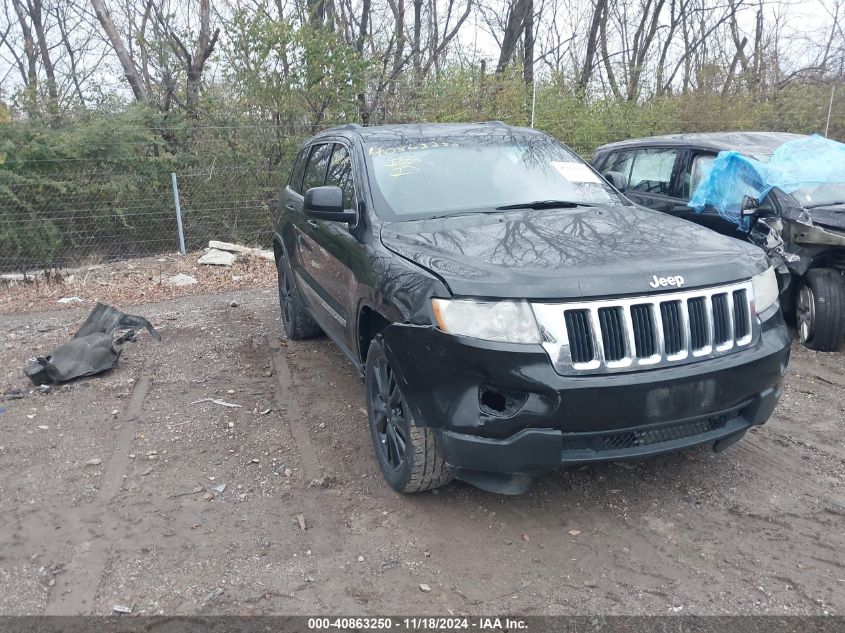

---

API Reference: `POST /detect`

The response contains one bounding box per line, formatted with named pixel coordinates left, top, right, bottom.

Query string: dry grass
left=0, top=250, right=276, bottom=315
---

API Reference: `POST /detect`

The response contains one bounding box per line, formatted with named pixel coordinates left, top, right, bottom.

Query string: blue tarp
left=689, top=134, right=845, bottom=224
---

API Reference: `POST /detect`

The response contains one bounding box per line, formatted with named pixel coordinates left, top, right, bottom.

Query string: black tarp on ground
left=24, top=303, right=161, bottom=385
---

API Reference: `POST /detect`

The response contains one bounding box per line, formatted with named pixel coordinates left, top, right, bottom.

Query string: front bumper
left=381, top=311, right=790, bottom=478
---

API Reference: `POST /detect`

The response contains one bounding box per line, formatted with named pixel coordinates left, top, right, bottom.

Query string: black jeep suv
left=273, top=122, right=790, bottom=494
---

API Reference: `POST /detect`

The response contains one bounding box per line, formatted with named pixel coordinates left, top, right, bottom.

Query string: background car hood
left=380, top=206, right=769, bottom=299
left=807, top=205, right=845, bottom=231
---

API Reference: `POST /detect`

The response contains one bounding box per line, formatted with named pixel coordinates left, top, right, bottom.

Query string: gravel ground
left=0, top=287, right=843, bottom=616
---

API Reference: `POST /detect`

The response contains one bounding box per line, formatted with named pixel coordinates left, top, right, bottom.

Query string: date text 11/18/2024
left=306, top=617, right=529, bottom=630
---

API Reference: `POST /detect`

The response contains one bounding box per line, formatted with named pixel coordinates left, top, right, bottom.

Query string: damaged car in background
left=593, top=133, right=845, bottom=351
left=274, top=122, right=790, bottom=494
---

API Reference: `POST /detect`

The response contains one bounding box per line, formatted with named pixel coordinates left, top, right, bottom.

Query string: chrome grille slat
left=533, top=280, right=757, bottom=376
left=701, top=297, right=715, bottom=354
left=588, top=307, right=606, bottom=364
left=724, top=290, right=736, bottom=350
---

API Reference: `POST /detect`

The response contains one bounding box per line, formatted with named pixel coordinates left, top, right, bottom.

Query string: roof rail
left=323, top=122, right=362, bottom=133
left=481, top=120, right=508, bottom=127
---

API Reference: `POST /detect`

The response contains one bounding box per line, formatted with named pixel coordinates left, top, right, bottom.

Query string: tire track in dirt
left=266, top=321, right=362, bottom=612
left=43, top=369, right=152, bottom=615
left=268, top=338, right=320, bottom=482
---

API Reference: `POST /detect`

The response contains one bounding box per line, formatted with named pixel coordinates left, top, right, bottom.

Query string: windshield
left=364, top=135, right=624, bottom=218
left=790, top=183, right=845, bottom=207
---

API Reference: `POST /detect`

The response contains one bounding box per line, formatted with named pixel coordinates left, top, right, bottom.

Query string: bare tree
left=154, top=0, right=220, bottom=118
left=576, top=0, right=607, bottom=91
left=9, top=0, right=39, bottom=115
left=495, top=0, right=530, bottom=76
left=90, top=0, right=149, bottom=103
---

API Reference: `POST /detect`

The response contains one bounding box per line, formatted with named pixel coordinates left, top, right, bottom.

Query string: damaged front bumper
left=381, top=311, right=790, bottom=490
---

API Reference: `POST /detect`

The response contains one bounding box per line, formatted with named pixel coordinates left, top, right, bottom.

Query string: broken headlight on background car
left=752, top=267, right=779, bottom=315
left=431, top=299, right=541, bottom=343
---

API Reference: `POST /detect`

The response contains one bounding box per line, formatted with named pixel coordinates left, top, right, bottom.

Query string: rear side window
left=614, top=148, right=679, bottom=196
left=289, top=149, right=307, bottom=194
left=326, top=144, right=355, bottom=211
left=302, top=143, right=332, bottom=192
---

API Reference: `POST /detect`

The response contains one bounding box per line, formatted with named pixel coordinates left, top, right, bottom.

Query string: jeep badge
left=649, top=274, right=685, bottom=289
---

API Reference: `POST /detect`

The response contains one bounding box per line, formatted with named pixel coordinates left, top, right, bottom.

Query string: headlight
left=431, top=298, right=541, bottom=344
left=752, top=266, right=779, bottom=314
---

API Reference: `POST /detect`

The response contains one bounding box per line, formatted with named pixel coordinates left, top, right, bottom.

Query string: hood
left=380, top=205, right=769, bottom=299
left=806, top=204, right=845, bottom=232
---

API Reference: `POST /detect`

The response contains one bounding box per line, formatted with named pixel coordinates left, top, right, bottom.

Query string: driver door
left=299, top=142, right=360, bottom=354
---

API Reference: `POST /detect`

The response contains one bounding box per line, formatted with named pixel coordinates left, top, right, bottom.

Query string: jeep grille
left=532, top=281, right=756, bottom=375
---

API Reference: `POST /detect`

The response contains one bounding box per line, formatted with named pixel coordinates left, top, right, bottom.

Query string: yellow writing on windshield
left=368, top=142, right=459, bottom=156
left=385, top=157, right=422, bottom=177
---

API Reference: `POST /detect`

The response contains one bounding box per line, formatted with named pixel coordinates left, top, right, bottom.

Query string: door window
left=616, top=148, right=679, bottom=197
left=302, top=143, right=332, bottom=192
left=326, top=144, right=355, bottom=211
left=289, top=149, right=308, bottom=194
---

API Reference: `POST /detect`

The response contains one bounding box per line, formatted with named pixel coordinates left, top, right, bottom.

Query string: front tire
left=365, top=336, right=452, bottom=493
left=277, top=253, right=322, bottom=340
left=796, top=269, right=845, bottom=351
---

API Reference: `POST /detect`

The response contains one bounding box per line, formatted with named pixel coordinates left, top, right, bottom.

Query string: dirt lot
left=1, top=286, right=843, bottom=616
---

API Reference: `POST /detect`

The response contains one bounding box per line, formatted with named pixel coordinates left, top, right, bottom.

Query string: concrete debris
left=208, top=240, right=254, bottom=255
left=166, top=273, right=198, bottom=287
left=296, top=513, right=306, bottom=531
left=212, top=484, right=226, bottom=493
left=85, top=458, right=103, bottom=466
left=190, top=398, right=242, bottom=408
left=1, top=388, right=24, bottom=401
left=308, top=476, right=335, bottom=488
left=419, top=584, right=431, bottom=592
left=1, top=273, right=29, bottom=283
left=198, top=249, right=237, bottom=266
left=202, top=587, right=224, bottom=604
left=209, top=240, right=274, bottom=261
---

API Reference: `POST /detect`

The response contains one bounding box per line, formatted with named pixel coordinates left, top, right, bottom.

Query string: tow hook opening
left=479, top=384, right=528, bottom=418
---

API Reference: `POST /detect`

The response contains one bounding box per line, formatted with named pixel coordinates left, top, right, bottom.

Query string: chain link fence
left=0, top=126, right=303, bottom=274
left=2, top=92, right=840, bottom=274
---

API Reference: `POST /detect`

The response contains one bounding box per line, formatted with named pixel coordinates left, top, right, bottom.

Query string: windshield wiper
left=495, top=200, right=592, bottom=210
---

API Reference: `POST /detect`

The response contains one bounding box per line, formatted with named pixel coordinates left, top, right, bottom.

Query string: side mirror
left=304, top=186, right=357, bottom=223
left=740, top=195, right=759, bottom=216
left=603, top=171, right=628, bottom=192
